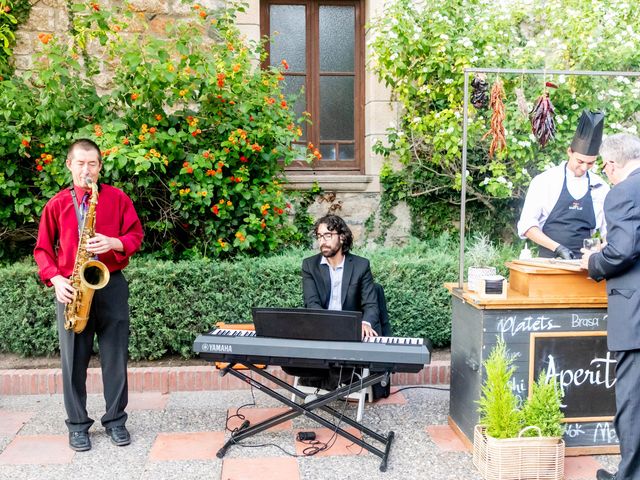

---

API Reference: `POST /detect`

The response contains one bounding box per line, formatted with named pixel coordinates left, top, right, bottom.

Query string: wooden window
left=261, top=0, right=364, bottom=172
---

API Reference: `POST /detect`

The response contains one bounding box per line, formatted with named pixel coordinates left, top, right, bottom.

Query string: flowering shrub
left=0, top=1, right=311, bottom=259
left=369, top=0, right=640, bottom=238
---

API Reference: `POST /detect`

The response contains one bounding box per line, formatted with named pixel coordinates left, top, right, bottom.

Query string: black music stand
left=214, top=361, right=394, bottom=471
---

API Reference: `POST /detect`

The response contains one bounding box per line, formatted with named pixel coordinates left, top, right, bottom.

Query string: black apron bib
left=539, top=165, right=596, bottom=259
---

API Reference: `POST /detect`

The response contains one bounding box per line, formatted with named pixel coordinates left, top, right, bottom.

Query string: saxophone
left=64, top=177, right=110, bottom=333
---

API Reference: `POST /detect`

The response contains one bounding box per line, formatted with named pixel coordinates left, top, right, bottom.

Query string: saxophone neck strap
left=69, top=188, right=88, bottom=234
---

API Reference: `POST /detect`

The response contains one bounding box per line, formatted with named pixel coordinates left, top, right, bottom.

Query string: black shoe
left=69, top=431, right=91, bottom=452
left=106, top=425, right=131, bottom=446
left=596, top=469, right=616, bottom=480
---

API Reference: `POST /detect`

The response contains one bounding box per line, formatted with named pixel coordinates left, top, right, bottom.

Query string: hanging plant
left=530, top=82, right=558, bottom=148
left=471, top=74, right=489, bottom=109
left=481, top=78, right=507, bottom=158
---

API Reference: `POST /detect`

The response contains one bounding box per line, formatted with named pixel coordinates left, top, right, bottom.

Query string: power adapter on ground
left=297, top=431, right=316, bottom=442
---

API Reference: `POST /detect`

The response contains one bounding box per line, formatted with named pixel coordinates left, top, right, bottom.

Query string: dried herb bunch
left=482, top=78, right=507, bottom=158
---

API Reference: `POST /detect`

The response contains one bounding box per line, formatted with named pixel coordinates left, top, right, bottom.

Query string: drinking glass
left=583, top=237, right=602, bottom=252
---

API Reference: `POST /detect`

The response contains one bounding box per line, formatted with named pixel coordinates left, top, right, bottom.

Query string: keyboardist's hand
left=362, top=322, right=378, bottom=340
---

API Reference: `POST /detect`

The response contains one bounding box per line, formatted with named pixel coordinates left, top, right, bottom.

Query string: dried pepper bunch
left=482, top=78, right=507, bottom=158
left=530, top=82, right=558, bottom=147
left=471, top=74, right=489, bottom=109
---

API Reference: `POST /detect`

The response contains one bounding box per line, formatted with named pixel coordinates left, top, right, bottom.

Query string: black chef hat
left=571, top=110, right=605, bottom=156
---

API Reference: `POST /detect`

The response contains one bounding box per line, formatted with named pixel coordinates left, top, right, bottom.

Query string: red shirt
left=34, top=184, right=144, bottom=285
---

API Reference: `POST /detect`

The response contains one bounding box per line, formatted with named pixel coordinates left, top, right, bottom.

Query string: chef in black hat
left=517, top=110, right=609, bottom=259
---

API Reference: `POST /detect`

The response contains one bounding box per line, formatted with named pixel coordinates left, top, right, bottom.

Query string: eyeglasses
left=602, top=160, right=616, bottom=170
left=315, top=232, right=338, bottom=241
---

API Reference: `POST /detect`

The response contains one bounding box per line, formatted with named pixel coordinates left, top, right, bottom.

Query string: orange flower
left=149, top=127, right=157, bottom=134
left=155, top=114, right=163, bottom=121
left=199, top=10, right=206, bottom=18
left=232, top=64, right=241, bottom=73
left=226, top=200, right=232, bottom=207
left=138, top=134, right=145, bottom=141
left=122, top=137, right=130, bottom=145
left=211, top=205, right=219, bottom=215
left=206, top=169, right=216, bottom=176
left=130, top=92, right=139, bottom=101
left=38, top=33, right=53, bottom=45
left=280, top=100, right=288, bottom=109
left=218, top=161, right=224, bottom=167
left=36, top=164, right=44, bottom=171
left=179, top=89, right=188, bottom=97
left=203, top=151, right=210, bottom=158
left=226, top=42, right=234, bottom=51
left=94, top=124, right=103, bottom=137
left=217, top=73, right=225, bottom=87
left=281, top=59, right=289, bottom=70
left=264, top=97, right=275, bottom=105
left=219, top=199, right=225, bottom=204
left=21, top=139, right=30, bottom=147
left=251, top=143, right=262, bottom=152
left=308, top=142, right=314, bottom=149
left=90, top=2, right=100, bottom=11
left=239, top=155, right=248, bottom=163
left=183, top=161, right=190, bottom=168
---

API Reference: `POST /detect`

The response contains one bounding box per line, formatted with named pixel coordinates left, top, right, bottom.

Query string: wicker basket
left=473, top=425, right=565, bottom=480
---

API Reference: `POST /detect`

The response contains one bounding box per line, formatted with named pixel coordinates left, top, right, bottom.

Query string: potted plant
left=473, top=337, right=565, bottom=480
left=466, top=233, right=499, bottom=292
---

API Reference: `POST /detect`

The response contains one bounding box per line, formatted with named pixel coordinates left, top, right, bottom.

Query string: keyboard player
left=285, top=214, right=388, bottom=397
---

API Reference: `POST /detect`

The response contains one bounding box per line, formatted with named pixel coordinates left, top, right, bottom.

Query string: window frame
left=260, top=0, right=365, bottom=173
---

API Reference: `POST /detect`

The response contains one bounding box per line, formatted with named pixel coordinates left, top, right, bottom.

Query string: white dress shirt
left=517, top=161, right=610, bottom=239
left=320, top=256, right=345, bottom=311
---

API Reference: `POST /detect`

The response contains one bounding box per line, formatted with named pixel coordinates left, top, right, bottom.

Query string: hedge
left=0, top=239, right=516, bottom=360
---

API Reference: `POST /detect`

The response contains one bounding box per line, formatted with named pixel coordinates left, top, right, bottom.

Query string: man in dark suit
left=580, top=133, right=640, bottom=480
left=302, top=214, right=380, bottom=338
left=286, top=214, right=381, bottom=390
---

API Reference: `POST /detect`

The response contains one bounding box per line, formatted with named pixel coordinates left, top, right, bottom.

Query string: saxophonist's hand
left=51, top=275, right=75, bottom=304
left=86, top=233, right=124, bottom=254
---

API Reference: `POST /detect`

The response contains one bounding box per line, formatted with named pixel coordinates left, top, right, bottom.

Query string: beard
left=321, top=244, right=341, bottom=258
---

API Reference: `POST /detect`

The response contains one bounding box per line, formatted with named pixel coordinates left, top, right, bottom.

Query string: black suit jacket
left=588, top=167, right=640, bottom=351
left=301, top=252, right=381, bottom=334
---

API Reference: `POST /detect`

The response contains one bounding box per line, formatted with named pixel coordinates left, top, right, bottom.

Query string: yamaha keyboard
left=193, top=328, right=430, bottom=373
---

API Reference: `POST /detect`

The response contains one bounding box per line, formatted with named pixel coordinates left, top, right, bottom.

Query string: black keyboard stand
left=215, top=362, right=395, bottom=472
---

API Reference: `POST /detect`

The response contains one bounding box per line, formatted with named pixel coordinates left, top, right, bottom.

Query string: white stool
left=291, top=368, right=372, bottom=422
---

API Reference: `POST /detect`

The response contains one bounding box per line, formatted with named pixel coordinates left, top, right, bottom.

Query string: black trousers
left=56, top=271, right=130, bottom=433
left=613, top=349, right=640, bottom=480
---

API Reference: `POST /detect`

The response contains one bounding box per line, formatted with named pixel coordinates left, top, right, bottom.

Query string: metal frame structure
left=458, top=67, right=640, bottom=287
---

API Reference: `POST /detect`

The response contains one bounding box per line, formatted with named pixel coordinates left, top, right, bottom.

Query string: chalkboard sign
left=529, top=332, right=616, bottom=421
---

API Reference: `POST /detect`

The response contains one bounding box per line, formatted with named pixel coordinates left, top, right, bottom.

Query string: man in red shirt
left=34, top=139, right=143, bottom=452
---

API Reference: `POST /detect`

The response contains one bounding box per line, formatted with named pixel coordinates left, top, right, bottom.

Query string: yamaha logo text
left=202, top=343, right=232, bottom=353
